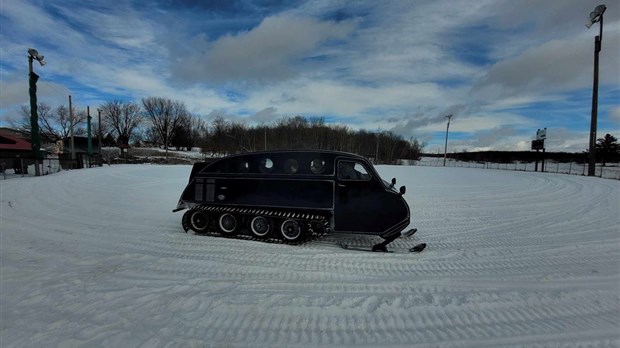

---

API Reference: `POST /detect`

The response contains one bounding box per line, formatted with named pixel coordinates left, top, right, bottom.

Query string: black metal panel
left=212, top=177, right=333, bottom=209
left=195, top=178, right=204, bottom=201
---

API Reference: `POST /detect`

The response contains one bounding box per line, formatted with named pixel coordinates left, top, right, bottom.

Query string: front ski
left=401, top=228, right=418, bottom=237
left=340, top=242, right=426, bottom=253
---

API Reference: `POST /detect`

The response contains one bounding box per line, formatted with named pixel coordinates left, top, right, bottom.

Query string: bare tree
left=100, top=100, right=144, bottom=146
left=15, top=103, right=51, bottom=134
left=169, top=113, right=208, bottom=151
left=15, top=103, right=86, bottom=141
left=187, top=114, right=208, bottom=151
left=51, top=105, right=87, bottom=138
left=209, top=115, right=229, bottom=155
left=142, top=97, right=188, bottom=158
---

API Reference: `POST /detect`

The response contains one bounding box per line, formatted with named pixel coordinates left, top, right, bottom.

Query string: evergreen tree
left=596, top=134, right=620, bottom=166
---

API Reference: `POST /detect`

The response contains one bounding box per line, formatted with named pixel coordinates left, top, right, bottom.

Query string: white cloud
left=240, top=78, right=447, bottom=122
left=50, top=2, right=156, bottom=49
left=0, top=72, right=71, bottom=111
left=472, top=31, right=620, bottom=104
left=170, top=14, right=357, bottom=83
left=416, top=113, right=532, bottom=133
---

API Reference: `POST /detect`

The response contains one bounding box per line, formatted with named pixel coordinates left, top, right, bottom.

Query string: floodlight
left=586, top=4, right=606, bottom=28
left=28, top=47, right=46, bottom=66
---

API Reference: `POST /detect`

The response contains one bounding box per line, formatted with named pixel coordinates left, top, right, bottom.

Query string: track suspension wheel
left=188, top=210, right=209, bottom=233
left=218, top=213, right=238, bottom=235
left=250, top=216, right=272, bottom=239
left=279, top=219, right=304, bottom=242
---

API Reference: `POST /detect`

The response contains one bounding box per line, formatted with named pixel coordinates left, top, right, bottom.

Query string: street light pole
left=586, top=4, right=607, bottom=176
left=443, top=114, right=453, bottom=166
left=27, top=48, right=46, bottom=176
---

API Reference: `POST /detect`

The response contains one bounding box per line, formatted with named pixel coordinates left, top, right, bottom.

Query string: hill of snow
left=1, top=164, right=619, bottom=347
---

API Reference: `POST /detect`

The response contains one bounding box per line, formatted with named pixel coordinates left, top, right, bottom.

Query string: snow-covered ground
left=415, top=157, right=620, bottom=180
left=1, top=164, right=619, bottom=347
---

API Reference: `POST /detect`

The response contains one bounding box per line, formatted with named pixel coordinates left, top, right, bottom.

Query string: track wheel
left=249, top=216, right=272, bottom=239
left=188, top=210, right=209, bottom=233
left=182, top=210, right=192, bottom=233
left=279, top=219, right=305, bottom=243
left=218, top=213, right=238, bottom=235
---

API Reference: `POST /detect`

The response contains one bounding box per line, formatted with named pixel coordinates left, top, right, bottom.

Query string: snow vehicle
left=174, top=150, right=416, bottom=251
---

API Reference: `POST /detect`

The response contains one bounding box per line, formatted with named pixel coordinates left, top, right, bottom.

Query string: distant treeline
left=203, top=115, right=423, bottom=163
left=11, top=99, right=423, bottom=164
left=426, top=151, right=620, bottom=164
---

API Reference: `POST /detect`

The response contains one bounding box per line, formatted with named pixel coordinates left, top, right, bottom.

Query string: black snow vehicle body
left=174, top=150, right=412, bottom=249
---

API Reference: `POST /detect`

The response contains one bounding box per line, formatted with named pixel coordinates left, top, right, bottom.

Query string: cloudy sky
left=1, top=0, right=618, bottom=152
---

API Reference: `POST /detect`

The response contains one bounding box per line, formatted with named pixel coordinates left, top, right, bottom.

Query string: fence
left=414, top=157, right=620, bottom=180
left=1, top=158, right=62, bottom=179
left=0, top=155, right=104, bottom=180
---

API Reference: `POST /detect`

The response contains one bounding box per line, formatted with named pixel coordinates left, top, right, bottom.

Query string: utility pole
left=69, top=95, right=75, bottom=161
left=87, top=106, right=92, bottom=156
left=375, top=132, right=380, bottom=164
left=586, top=4, right=606, bottom=176
left=443, top=114, right=453, bottom=166
left=97, top=109, right=102, bottom=154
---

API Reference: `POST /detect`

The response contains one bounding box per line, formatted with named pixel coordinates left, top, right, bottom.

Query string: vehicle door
left=334, top=159, right=381, bottom=233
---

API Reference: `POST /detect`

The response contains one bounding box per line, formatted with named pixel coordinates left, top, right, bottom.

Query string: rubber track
left=182, top=205, right=331, bottom=245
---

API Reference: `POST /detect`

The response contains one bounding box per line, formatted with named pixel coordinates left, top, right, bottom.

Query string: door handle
left=338, top=183, right=346, bottom=187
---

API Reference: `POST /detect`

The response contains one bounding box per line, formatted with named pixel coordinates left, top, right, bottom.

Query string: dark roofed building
left=0, top=130, right=32, bottom=155
left=0, top=128, right=34, bottom=174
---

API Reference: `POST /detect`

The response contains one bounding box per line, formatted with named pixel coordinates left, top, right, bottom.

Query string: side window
left=259, top=158, right=274, bottom=173
left=237, top=160, right=249, bottom=173
left=338, top=161, right=370, bottom=180
left=310, top=159, right=325, bottom=174
left=284, top=159, right=299, bottom=174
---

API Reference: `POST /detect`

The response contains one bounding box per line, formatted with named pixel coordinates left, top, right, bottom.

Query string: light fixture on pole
left=28, top=47, right=46, bottom=176
left=28, top=48, right=46, bottom=66
left=585, top=4, right=606, bottom=176
left=443, top=114, right=453, bottom=166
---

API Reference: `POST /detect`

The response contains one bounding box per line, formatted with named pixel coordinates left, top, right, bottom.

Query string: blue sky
left=1, top=0, right=618, bottom=152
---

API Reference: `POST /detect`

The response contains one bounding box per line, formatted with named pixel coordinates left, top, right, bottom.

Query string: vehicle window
left=237, top=160, right=249, bottom=173
left=310, top=159, right=325, bottom=174
left=259, top=158, right=274, bottom=173
left=284, top=159, right=299, bottom=174
left=338, top=161, right=370, bottom=180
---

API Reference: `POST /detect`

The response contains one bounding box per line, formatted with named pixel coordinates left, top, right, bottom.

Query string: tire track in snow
left=2, top=165, right=618, bottom=347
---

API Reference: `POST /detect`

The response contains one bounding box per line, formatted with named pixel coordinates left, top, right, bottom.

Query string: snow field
left=1, top=164, right=619, bottom=347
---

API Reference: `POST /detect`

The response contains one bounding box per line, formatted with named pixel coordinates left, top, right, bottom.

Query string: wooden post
left=69, top=95, right=75, bottom=161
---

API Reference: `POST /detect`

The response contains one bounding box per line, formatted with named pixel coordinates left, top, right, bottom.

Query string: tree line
left=11, top=97, right=423, bottom=163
